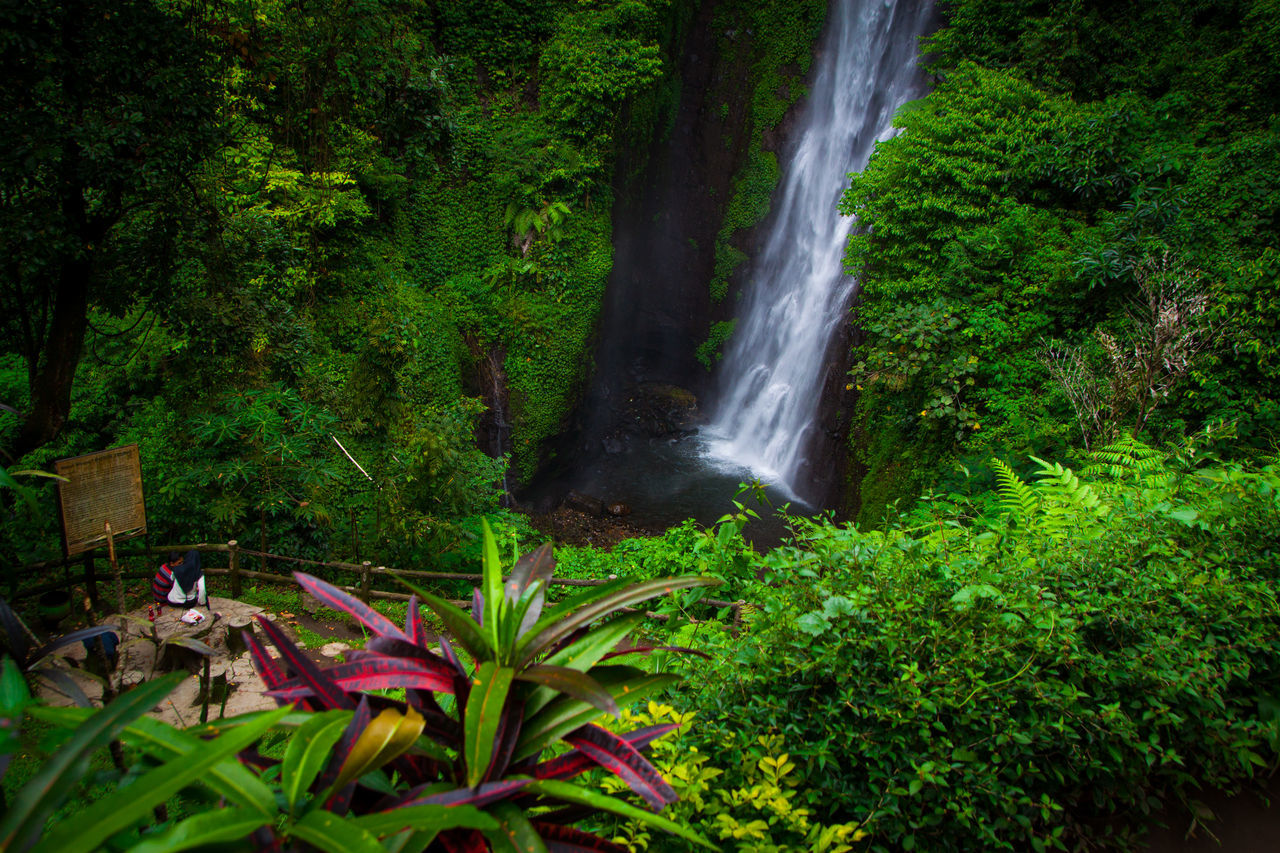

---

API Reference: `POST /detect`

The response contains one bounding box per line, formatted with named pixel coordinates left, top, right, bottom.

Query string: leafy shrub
left=605, top=703, right=868, bottom=852
left=674, top=448, right=1280, bottom=850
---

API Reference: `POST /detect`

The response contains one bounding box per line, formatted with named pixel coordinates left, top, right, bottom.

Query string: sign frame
left=54, top=444, right=148, bottom=557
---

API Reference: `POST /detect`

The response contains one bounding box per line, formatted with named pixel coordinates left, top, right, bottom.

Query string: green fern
left=1030, top=456, right=1110, bottom=538
left=1084, top=433, right=1170, bottom=485
left=991, top=457, right=1039, bottom=529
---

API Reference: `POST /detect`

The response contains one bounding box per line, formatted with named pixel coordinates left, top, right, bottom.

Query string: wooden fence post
left=361, top=561, right=372, bottom=603
left=105, top=522, right=125, bottom=616
left=83, top=551, right=99, bottom=609
left=228, top=540, right=241, bottom=598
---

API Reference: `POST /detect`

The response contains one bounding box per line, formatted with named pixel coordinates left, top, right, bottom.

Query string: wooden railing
left=8, top=541, right=747, bottom=630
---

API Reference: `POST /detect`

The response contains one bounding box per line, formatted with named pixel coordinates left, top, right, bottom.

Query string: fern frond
left=1084, top=433, right=1165, bottom=480
left=1031, top=456, right=1109, bottom=513
left=991, top=457, right=1039, bottom=528
left=1029, top=456, right=1111, bottom=541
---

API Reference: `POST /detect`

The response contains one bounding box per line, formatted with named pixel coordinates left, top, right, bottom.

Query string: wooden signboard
left=54, top=444, right=147, bottom=557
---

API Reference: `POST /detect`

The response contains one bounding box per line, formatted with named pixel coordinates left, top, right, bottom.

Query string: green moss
left=695, top=318, right=738, bottom=369
left=705, top=0, right=827, bottom=305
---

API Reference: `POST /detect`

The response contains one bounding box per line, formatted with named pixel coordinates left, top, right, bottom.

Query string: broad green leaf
left=0, top=468, right=38, bottom=514
left=383, top=829, right=442, bottom=853
left=329, top=706, right=425, bottom=796
left=500, top=582, right=543, bottom=658
left=290, top=810, right=384, bottom=853
left=32, top=704, right=291, bottom=853
left=351, top=804, right=497, bottom=837
left=5, top=469, right=67, bottom=482
left=30, top=706, right=275, bottom=817
left=542, top=613, right=644, bottom=672
left=0, top=672, right=186, bottom=853
left=125, top=808, right=268, bottom=853
left=282, top=710, right=351, bottom=813
left=525, top=779, right=715, bottom=849
left=1, top=655, right=30, bottom=712
left=514, top=672, right=679, bottom=762
left=515, top=666, right=618, bottom=717
left=0, top=656, right=30, bottom=762
left=515, top=577, right=718, bottom=668
left=481, top=519, right=504, bottom=651
left=465, top=662, right=515, bottom=787
left=486, top=801, right=548, bottom=853
left=521, top=613, right=644, bottom=719
left=526, top=578, right=633, bottom=631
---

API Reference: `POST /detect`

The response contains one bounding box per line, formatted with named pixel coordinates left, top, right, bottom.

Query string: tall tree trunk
left=10, top=139, right=96, bottom=462
left=11, top=255, right=90, bottom=461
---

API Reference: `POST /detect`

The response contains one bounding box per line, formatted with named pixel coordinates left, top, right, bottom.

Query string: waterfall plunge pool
left=527, top=429, right=820, bottom=550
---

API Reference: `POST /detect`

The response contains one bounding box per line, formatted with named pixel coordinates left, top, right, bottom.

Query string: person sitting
left=152, top=550, right=207, bottom=608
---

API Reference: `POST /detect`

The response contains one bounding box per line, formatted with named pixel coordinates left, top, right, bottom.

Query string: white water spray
left=704, top=0, right=935, bottom=499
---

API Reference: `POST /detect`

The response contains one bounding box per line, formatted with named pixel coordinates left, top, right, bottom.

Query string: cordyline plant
left=0, top=523, right=718, bottom=852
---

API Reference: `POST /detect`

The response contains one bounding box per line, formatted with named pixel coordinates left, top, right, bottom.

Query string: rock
left=564, top=490, right=605, bottom=516
left=623, top=383, right=701, bottom=437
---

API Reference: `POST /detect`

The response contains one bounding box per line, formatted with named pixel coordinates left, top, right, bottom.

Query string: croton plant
left=0, top=524, right=718, bottom=852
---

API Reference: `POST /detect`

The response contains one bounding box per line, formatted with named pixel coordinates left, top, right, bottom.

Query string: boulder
left=564, top=490, right=606, bottom=516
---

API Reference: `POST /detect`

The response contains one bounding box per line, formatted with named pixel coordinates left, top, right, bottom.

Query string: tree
left=0, top=0, right=223, bottom=462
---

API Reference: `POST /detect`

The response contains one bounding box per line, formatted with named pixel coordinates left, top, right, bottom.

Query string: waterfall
left=704, top=0, right=935, bottom=500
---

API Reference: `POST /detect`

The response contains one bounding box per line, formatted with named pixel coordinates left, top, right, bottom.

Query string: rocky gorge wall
left=528, top=0, right=836, bottom=502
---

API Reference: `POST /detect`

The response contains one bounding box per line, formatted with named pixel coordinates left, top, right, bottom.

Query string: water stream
left=703, top=0, right=935, bottom=501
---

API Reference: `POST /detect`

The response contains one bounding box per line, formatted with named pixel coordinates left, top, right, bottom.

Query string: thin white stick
left=331, top=435, right=373, bottom=481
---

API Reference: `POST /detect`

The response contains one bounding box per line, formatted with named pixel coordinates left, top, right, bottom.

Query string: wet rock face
left=621, top=383, right=702, bottom=438
left=589, top=381, right=703, bottom=460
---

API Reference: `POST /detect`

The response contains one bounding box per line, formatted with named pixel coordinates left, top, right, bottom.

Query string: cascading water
left=705, top=0, right=935, bottom=501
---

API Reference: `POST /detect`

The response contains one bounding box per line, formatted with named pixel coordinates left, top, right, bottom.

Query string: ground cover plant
left=0, top=523, right=718, bottom=852
left=614, top=438, right=1280, bottom=851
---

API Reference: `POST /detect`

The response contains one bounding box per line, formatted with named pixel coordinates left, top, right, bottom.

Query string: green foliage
left=695, top=319, right=738, bottom=369
left=605, top=704, right=867, bottom=852
left=671, top=448, right=1280, bottom=850
left=845, top=5, right=1280, bottom=517
left=3, top=525, right=720, bottom=850
left=703, top=0, right=826, bottom=306
left=540, top=1, right=666, bottom=145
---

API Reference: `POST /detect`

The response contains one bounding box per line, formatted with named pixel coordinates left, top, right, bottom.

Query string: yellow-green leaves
left=330, top=706, right=425, bottom=795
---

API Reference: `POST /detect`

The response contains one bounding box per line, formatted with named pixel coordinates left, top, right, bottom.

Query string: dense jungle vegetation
left=3, top=0, right=1280, bottom=851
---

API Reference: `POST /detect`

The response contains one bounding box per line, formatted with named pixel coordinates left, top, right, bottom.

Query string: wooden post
left=226, top=615, right=253, bottom=658
left=105, top=522, right=125, bottom=616
left=360, top=561, right=372, bottom=603
left=83, top=551, right=99, bottom=608
left=228, top=540, right=241, bottom=598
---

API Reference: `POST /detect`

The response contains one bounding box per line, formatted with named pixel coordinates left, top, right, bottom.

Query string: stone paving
left=35, top=596, right=351, bottom=728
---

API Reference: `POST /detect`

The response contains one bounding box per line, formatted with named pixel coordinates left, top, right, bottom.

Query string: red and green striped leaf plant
left=241, top=519, right=719, bottom=851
